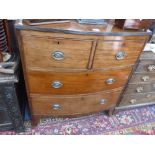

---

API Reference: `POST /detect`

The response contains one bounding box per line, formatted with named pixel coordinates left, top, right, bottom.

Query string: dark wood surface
left=15, top=20, right=152, bottom=36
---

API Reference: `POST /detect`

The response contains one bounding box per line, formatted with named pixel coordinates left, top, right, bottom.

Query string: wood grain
left=22, top=35, right=92, bottom=70
left=93, top=40, right=145, bottom=69
left=30, top=89, right=122, bottom=116
left=20, top=30, right=149, bottom=41
left=27, top=67, right=132, bottom=95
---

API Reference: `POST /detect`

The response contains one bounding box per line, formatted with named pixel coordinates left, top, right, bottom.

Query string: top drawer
left=93, top=39, right=146, bottom=69
left=21, top=35, right=92, bottom=70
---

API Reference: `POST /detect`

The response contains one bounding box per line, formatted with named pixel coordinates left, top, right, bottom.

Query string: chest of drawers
left=117, top=51, right=155, bottom=109
left=15, top=20, right=151, bottom=125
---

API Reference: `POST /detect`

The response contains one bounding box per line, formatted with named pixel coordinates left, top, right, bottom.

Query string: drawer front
left=22, top=36, right=92, bottom=70
left=125, top=83, right=155, bottom=94
left=129, top=73, right=155, bottom=84
left=136, top=60, right=155, bottom=73
left=27, top=67, right=132, bottom=95
left=30, top=89, right=122, bottom=115
left=119, top=92, right=155, bottom=107
left=93, top=40, right=145, bottom=69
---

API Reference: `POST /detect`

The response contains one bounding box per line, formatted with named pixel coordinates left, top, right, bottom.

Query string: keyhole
left=57, top=41, right=60, bottom=44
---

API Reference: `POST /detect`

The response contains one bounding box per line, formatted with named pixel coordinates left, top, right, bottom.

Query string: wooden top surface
left=15, top=20, right=152, bottom=36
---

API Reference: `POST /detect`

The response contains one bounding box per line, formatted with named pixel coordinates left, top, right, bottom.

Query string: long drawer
left=27, top=67, right=132, bottom=95
left=117, top=92, right=155, bottom=109
left=30, top=88, right=122, bottom=116
left=93, top=39, right=145, bottom=69
left=22, top=35, right=92, bottom=70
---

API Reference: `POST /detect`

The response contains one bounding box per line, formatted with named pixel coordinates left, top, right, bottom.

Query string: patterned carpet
left=0, top=105, right=155, bottom=135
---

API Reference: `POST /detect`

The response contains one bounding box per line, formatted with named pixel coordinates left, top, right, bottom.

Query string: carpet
left=0, top=105, right=155, bottom=135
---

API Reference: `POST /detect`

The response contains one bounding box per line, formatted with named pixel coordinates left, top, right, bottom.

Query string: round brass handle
left=106, top=78, right=115, bottom=84
left=130, top=99, right=136, bottom=104
left=99, top=99, right=107, bottom=105
left=141, top=76, right=149, bottom=82
left=52, top=104, right=61, bottom=110
left=136, top=86, right=143, bottom=93
left=51, top=81, right=63, bottom=88
left=115, top=51, right=125, bottom=60
left=52, top=51, right=64, bottom=60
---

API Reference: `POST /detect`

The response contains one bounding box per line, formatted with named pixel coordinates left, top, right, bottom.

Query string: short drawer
left=124, top=83, right=155, bottom=94
left=135, top=60, right=155, bottom=73
left=129, top=73, right=155, bottom=84
left=93, top=40, right=145, bottom=69
left=27, top=67, right=132, bottom=95
left=30, top=89, right=122, bottom=116
left=22, top=36, right=92, bottom=70
left=118, top=92, right=155, bottom=108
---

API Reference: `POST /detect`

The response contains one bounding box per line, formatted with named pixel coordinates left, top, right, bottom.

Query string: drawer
left=129, top=73, right=155, bottom=84
left=135, top=60, right=155, bottom=73
left=30, top=89, right=122, bottom=116
left=93, top=40, right=145, bottom=69
left=125, top=83, right=155, bottom=94
left=22, top=36, right=92, bottom=70
left=118, top=92, right=155, bottom=108
left=27, top=67, right=132, bottom=95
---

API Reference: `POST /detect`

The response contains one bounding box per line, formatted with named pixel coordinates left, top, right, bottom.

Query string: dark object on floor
left=0, top=61, right=24, bottom=132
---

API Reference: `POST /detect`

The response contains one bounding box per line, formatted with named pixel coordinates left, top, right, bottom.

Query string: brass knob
left=52, top=104, right=61, bottom=110
left=106, top=78, right=115, bottom=84
left=136, top=86, right=144, bottom=93
left=141, top=76, right=149, bottom=82
left=99, top=99, right=107, bottom=105
left=51, top=81, right=63, bottom=88
left=52, top=51, right=64, bottom=60
left=130, top=99, right=136, bottom=104
left=147, top=65, right=155, bottom=72
left=115, top=51, right=125, bottom=60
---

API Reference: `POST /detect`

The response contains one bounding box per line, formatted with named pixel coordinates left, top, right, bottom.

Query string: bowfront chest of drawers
left=15, top=20, right=151, bottom=125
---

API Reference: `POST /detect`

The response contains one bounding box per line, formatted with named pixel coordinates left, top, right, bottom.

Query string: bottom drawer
left=116, top=92, right=155, bottom=109
left=30, top=89, right=122, bottom=116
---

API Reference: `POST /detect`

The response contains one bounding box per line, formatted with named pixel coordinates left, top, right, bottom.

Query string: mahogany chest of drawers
left=15, top=20, right=151, bottom=125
